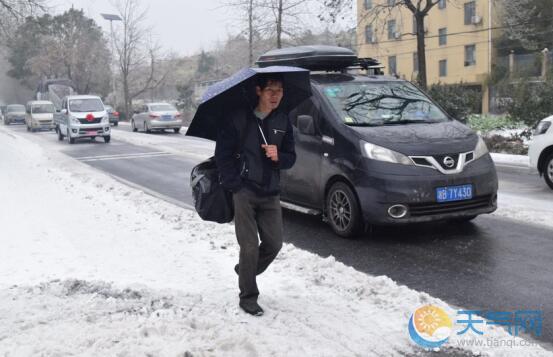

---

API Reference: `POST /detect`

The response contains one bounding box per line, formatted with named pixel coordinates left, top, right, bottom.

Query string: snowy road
left=3, top=123, right=553, bottom=351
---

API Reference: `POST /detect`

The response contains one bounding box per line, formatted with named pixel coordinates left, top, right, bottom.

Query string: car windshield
left=150, top=104, right=176, bottom=112
left=32, top=104, right=55, bottom=114
left=7, top=105, right=25, bottom=113
left=105, top=105, right=114, bottom=112
left=322, top=81, right=449, bottom=126
left=69, top=98, right=104, bottom=112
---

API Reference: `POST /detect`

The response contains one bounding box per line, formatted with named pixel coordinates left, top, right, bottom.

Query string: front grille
left=409, top=195, right=493, bottom=217
left=433, top=153, right=460, bottom=170
left=78, top=128, right=103, bottom=134
left=78, top=117, right=102, bottom=124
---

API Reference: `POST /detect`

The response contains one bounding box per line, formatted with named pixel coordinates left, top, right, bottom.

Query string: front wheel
left=131, top=120, right=137, bottom=132
left=68, top=129, right=75, bottom=144
left=57, top=127, right=64, bottom=141
left=104, top=135, right=111, bottom=143
left=326, top=182, right=363, bottom=238
left=144, top=121, right=151, bottom=133
left=544, top=153, right=553, bottom=190
left=174, top=128, right=181, bottom=133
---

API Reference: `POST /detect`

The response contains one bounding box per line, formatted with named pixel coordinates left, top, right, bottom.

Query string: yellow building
left=357, top=0, right=503, bottom=112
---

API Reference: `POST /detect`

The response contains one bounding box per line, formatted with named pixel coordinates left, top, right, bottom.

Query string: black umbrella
left=186, top=66, right=311, bottom=141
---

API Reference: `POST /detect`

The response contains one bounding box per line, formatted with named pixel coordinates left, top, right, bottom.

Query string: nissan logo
left=443, top=156, right=455, bottom=168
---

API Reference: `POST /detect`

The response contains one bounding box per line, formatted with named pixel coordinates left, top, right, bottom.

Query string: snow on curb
left=491, top=153, right=530, bottom=169
left=0, top=126, right=550, bottom=356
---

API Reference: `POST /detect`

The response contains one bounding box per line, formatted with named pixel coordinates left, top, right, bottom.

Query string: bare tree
left=323, top=0, right=448, bottom=89
left=112, top=0, right=171, bottom=119
left=261, top=0, right=311, bottom=48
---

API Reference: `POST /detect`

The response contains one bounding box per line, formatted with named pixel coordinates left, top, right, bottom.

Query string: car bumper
left=352, top=155, right=498, bottom=225
left=7, top=117, right=25, bottom=124
left=149, top=120, right=182, bottom=129
left=30, top=121, right=55, bottom=129
left=69, top=125, right=111, bottom=138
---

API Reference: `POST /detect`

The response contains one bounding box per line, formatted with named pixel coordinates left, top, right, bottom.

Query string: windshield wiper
left=344, top=122, right=381, bottom=127
left=382, top=119, right=439, bottom=125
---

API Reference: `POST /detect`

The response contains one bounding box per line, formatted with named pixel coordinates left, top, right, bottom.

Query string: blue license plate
left=436, top=184, right=473, bottom=203
left=162, top=115, right=172, bottom=121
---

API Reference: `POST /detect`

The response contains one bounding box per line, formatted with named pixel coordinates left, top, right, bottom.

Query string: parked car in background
left=528, top=115, right=553, bottom=189
left=0, top=105, right=6, bottom=122
left=4, top=104, right=26, bottom=125
left=257, top=45, right=498, bottom=237
left=25, top=100, right=56, bottom=132
left=131, top=102, right=182, bottom=133
left=105, top=105, right=119, bottom=126
left=55, top=95, right=111, bottom=144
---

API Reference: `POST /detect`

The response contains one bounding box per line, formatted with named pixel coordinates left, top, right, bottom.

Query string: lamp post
left=101, top=13, right=122, bottom=110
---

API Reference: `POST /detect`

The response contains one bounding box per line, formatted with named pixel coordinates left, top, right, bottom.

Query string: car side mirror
left=298, top=115, right=315, bottom=136
left=60, top=109, right=67, bottom=115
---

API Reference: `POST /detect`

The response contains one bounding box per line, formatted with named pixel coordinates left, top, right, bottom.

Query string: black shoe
left=239, top=300, right=264, bottom=316
left=234, top=264, right=239, bottom=275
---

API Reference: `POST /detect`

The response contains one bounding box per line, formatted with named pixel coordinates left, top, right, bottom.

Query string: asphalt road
left=6, top=123, right=553, bottom=349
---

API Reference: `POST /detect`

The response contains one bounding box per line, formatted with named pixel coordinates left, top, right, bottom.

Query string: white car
left=131, top=102, right=183, bottom=133
left=26, top=100, right=56, bottom=131
left=528, top=115, right=553, bottom=189
left=56, top=95, right=111, bottom=144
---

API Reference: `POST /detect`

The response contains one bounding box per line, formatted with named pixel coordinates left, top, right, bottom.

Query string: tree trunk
left=248, top=0, right=253, bottom=65
left=415, top=13, right=427, bottom=89
left=276, top=0, right=283, bottom=49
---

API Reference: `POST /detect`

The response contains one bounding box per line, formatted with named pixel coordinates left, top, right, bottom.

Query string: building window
left=438, top=0, right=446, bottom=9
left=439, top=59, right=447, bottom=77
left=412, top=16, right=417, bottom=34
left=464, top=1, right=476, bottom=25
left=465, top=45, right=476, bottom=66
left=388, top=56, right=397, bottom=75
left=364, top=0, right=372, bottom=10
left=439, top=28, right=447, bottom=46
left=413, top=52, right=419, bottom=73
left=365, top=25, right=375, bottom=44
left=388, top=20, right=397, bottom=40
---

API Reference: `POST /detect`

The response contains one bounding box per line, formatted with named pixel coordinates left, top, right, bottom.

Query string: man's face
left=256, top=80, right=284, bottom=111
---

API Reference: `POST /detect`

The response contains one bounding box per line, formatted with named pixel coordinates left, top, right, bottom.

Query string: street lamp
left=101, top=13, right=122, bottom=110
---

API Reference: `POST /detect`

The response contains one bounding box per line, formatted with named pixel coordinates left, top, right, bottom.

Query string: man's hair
left=256, top=74, right=284, bottom=90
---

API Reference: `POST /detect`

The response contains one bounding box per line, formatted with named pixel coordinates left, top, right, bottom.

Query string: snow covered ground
left=1, top=126, right=551, bottom=356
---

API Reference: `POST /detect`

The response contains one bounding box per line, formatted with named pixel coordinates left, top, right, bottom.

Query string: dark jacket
left=215, top=108, right=296, bottom=196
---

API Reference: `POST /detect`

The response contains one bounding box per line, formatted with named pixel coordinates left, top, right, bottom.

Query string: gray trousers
left=233, top=188, right=283, bottom=303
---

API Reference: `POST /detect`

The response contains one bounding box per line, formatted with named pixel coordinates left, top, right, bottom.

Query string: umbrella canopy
left=186, top=66, right=311, bottom=141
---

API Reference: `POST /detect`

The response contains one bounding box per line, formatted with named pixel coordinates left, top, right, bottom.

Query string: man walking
left=215, top=74, right=296, bottom=316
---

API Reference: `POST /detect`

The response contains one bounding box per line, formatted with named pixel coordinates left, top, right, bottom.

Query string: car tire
left=104, top=135, right=111, bottom=143
left=26, top=125, right=30, bottom=131
left=131, top=120, right=137, bottom=132
left=68, top=129, right=75, bottom=144
left=326, top=182, right=363, bottom=238
left=174, top=128, right=181, bottom=133
left=57, top=127, right=64, bottom=141
left=544, top=153, right=553, bottom=190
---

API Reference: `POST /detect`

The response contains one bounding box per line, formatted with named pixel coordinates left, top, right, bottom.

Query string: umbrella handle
left=257, top=124, right=268, bottom=145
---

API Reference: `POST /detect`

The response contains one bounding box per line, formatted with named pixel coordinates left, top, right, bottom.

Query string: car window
left=322, top=81, right=449, bottom=126
left=149, top=104, right=176, bottom=112
left=7, top=105, right=25, bottom=113
left=32, top=104, right=55, bottom=114
left=69, top=98, right=104, bottom=112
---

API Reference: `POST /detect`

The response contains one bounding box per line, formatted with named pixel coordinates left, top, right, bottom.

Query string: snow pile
left=0, top=126, right=551, bottom=356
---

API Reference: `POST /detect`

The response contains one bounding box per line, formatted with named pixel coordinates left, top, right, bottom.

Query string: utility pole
left=101, top=13, right=122, bottom=109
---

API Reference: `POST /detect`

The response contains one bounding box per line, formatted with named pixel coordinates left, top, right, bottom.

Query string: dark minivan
left=257, top=46, right=498, bottom=237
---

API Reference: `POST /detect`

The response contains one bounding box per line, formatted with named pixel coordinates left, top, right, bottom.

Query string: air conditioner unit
left=471, top=15, right=482, bottom=25
left=393, top=32, right=401, bottom=39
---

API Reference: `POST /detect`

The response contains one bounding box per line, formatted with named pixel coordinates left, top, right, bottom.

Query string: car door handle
left=322, top=136, right=334, bottom=145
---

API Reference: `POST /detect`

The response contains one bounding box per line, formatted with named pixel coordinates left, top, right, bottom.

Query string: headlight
left=70, top=117, right=80, bottom=125
left=361, top=141, right=413, bottom=165
left=534, top=121, right=551, bottom=136
left=102, top=115, right=109, bottom=123
left=474, top=136, right=489, bottom=160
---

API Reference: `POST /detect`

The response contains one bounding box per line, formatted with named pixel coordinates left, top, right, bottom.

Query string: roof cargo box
left=256, top=45, right=357, bottom=71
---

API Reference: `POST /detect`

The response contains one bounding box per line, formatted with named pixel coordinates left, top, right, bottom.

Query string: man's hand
left=262, top=144, right=278, bottom=162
